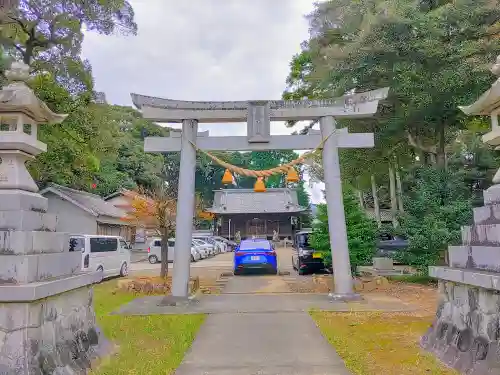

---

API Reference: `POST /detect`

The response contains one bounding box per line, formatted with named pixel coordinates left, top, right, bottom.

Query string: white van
left=70, top=235, right=131, bottom=281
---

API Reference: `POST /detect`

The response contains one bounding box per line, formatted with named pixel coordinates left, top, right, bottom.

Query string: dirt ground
left=283, top=274, right=439, bottom=317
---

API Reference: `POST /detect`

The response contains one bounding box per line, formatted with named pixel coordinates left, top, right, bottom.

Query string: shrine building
left=208, top=188, right=307, bottom=240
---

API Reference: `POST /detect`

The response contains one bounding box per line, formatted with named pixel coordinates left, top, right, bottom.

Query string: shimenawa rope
left=188, top=131, right=335, bottom=178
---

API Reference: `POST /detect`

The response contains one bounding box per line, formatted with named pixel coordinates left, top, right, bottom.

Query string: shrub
left=310, top=186, right=377, bottom=273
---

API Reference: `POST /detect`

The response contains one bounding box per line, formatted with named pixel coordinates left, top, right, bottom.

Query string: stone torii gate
left=131, top=88, right=389, bottom=301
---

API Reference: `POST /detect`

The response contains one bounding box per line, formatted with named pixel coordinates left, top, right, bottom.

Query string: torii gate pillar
left=172, top=119, right=198, bottom=298
left=320, top=116, right=357, bottom=298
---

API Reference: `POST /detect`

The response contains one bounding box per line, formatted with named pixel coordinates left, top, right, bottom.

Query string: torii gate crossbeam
left=132, top=88, right=389, bottom=301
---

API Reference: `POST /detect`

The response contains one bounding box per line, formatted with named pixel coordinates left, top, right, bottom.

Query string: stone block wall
left=424, top=185, right=500, bottom=374
left=421, top=281, right=500, bottom=374
left=0, top=285, right=109, bottom=375
left=0, top=193, right=107, bottom=374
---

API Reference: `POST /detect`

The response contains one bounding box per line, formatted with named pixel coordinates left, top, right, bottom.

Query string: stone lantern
left=0, top=61, right=67, bottom=198
left=421, top=56, right=500, bottom=374
left=0, top=62, right=106, bottom=374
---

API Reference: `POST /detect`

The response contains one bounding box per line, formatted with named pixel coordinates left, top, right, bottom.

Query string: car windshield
left=239, top=240, right=271, bottom=251
left=296, top=233, right=312, bottom=249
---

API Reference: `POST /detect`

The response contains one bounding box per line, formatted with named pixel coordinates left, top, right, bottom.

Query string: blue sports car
left=233, top=239, right=278, bottom=275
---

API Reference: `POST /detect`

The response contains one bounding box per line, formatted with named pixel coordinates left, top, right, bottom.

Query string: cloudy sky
left=81, top=0, right=325, bottom=203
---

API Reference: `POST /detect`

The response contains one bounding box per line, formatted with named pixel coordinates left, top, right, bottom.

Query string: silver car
left=192, top=238, right=215, bottom=256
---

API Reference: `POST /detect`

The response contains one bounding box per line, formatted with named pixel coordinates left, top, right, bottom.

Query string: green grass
left=310, top=311, right=458, bottom=375
left=387, top=274, right=437, bottom=285
left=91, top=281, right=205, bottom=375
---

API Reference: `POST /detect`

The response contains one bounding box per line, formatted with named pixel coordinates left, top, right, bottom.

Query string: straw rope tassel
left=189, top=131, right=335, bottom=177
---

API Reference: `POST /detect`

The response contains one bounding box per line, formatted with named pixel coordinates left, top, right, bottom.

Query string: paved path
left=117, top=248, right=411, bottom=374
left=173, top=258, right=352, bottom=375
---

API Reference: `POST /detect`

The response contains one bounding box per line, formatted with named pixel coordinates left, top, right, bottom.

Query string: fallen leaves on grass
left=311, top=311, right=458, bottom=375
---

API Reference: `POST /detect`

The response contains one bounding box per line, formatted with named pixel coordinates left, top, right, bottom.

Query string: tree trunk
left=389, top=165, right=398, bottom=228
left=357, top=188, right=364, bottom=209
left=371, top=175, right=381, bottom=228
left=436, top=124, right=446, bottom=169
left=160, top=226, right=169, bottom=279
left=429, top=153, right=436, bottom=165
left=395, top=163, right=404, bottom=213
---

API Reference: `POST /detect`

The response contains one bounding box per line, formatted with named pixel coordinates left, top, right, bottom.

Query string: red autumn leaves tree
left=119, top=185, right=204, bottom=278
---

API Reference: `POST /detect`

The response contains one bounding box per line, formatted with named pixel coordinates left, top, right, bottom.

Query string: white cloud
left=82, top=0, right=325, bottom=202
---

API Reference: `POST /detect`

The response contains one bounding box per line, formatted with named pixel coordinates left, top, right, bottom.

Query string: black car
left=375, top=232, right=409, bottom=262
left=291, top=229, right=325, bottom=275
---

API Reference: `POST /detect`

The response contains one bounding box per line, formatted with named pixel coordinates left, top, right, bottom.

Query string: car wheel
left=120, top=262, right=128, bottom=277
left=96, top=266, right=104, bottom=283
left=148, top=255, right=158, bottom=264
left=297, top=263, right=307, bottom=275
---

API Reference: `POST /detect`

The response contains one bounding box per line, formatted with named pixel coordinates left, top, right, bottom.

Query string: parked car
left=224, top=239, right=238, bottom=252
left=291, top=229, right=325, bottom=275
left=213, top=236, right=236, bottom=251
left=192, top=239, right=210, bottom=258
left=193, top=235, right=225, bottom=254
left=192, top=238, right=216, bottom=256
left=70, top=235, right=131, bottom=282
left=376, top=233, right=408, bottom=262
left=147, top=238, right=201, bottom=263
left=233, top=239, right=278, bottom=275
left=211, top=237, right=228, bottom=253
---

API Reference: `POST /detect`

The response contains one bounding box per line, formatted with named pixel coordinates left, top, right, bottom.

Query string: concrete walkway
left=116, top=248, right=412, bottom=374
left=173, top=276, right=351, bottom=375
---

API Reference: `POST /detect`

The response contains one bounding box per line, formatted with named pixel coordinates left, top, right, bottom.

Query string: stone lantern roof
left=0, top=61, right=68, bottom=124
left=458, top=56, right=500, bottom=115
left=459, top=56, right=500, bottom=150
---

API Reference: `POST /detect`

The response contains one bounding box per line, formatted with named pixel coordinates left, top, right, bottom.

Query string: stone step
left=473, top=204, right=500, bottom=224
left=0, top=252, right=81, bottom=284
left=461, top=224, right=500, bottom=246
left=0, top=189, right=48, bottom=212
left=448, top=245, right=500, bottom=273
left=0, top=230, right=68, bottom=255
left=0, top=210, right=56, bottom=231
left=483, top=185, right=500, bottom=206
left=429, top=266, right=500, bottom=291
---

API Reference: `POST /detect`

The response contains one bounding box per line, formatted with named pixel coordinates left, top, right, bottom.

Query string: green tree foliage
left=284, top=0, right=500, bottom=183
left=282, top=0, right=500, bottom=272
left=0, top=0, right=137, bottom=93
left=398, top=165, right=473, bottom=271
left=310, top=187, right=377, bottom=272
left=27, top=74, right=166, bottom=194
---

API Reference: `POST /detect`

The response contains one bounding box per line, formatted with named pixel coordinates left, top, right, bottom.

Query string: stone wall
left=422, top=281, right=500, bottom=374
left=0, top=285, right=109, bottom=375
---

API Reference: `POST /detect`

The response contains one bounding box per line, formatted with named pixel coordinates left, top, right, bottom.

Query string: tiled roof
left=208, top=188, right=306, bottom=214
left=40, top=183, right=126, bottom=218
